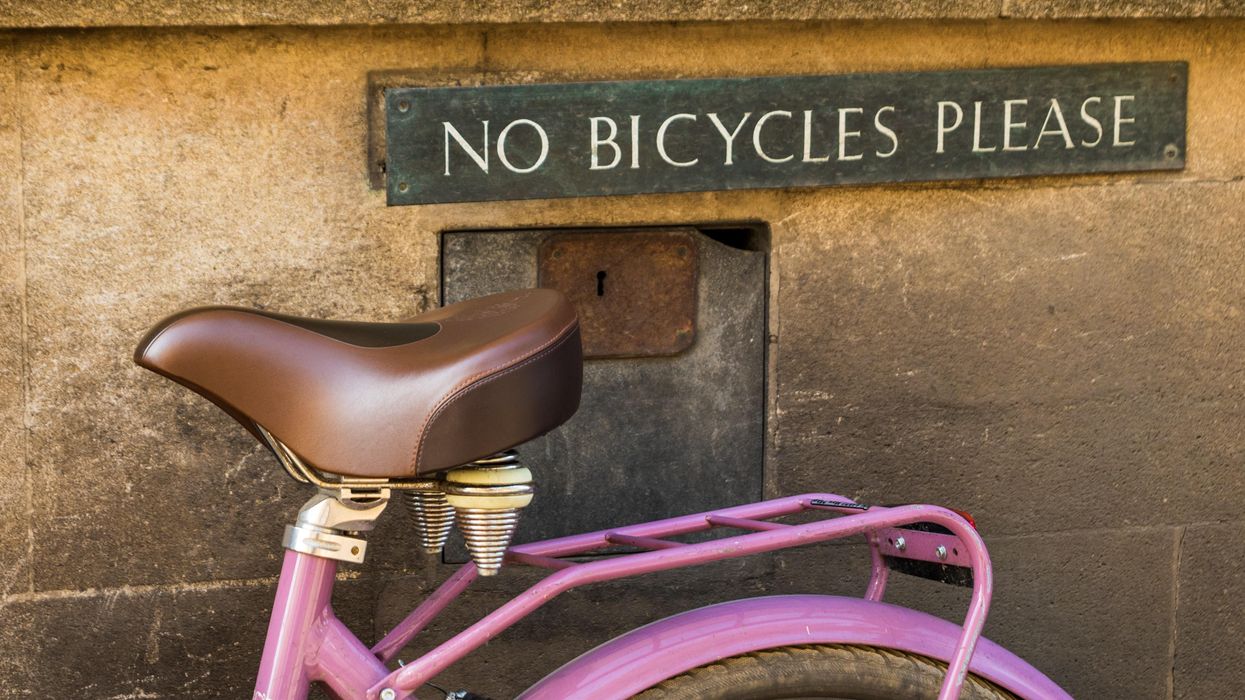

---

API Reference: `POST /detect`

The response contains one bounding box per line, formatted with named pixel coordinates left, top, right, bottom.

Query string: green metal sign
left=384, top=62, right=1186, bottom=205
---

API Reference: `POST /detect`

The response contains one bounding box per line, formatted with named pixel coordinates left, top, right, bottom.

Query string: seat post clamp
left=282, top=489, right=389, bottom=564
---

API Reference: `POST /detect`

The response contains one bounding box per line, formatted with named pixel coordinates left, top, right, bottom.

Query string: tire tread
left=633, top=643, right=1017, bottom=700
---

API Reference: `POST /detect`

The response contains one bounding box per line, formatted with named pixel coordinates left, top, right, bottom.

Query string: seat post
left=255, top=548, right=337, bottom=699
left=255, top=489, right=390, bottom=699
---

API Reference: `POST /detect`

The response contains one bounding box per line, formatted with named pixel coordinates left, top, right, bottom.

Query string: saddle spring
left=404, top=450, right=533, bottom=576
left=402, top=490, right=456, bottom=555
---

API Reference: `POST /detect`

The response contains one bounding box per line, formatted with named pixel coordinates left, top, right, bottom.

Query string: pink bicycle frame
left=254, top=493, right=1072, bottom=700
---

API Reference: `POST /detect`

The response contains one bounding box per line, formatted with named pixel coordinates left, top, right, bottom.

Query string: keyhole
left=596, top=270, right=607, bottom=297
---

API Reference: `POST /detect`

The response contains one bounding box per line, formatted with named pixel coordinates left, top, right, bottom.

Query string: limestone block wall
left=0, top=16, right=1241, bottom=699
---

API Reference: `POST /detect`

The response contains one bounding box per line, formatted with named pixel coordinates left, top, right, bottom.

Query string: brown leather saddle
left=134, top=289, right=583, bottom=478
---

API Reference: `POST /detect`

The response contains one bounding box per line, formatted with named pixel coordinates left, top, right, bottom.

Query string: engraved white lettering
left=972, top=101, right=996, bottom=153
left=707, top=112, right=752, bottom=165
left=753, top=110, right=794, bottom=163
left=837, top=107, right=864, bottom=161
left=629, top=115, right=641, bottom=169
left=802, top=110, right=831, bottom=163
left=589, top=116, right=621, bottom=170
left=874, top=106, right=898, bottom=158
left=443, top=120, right=489, bottom=175
left=657, top=113, right=699, bottom=167
left=1034, top=98, right=1074, bottom=150
left=1080, top=96, right=1104, bottom=148
left=937, top=101, right=963, bottom=154
left=1002, top=99, right=1028, bottom=152
left=1113, top=95, right=1136, bottom=147
left=497, top=119, right=549, bottom=174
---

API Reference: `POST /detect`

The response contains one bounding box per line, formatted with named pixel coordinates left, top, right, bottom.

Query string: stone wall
left=0, top=18, right=1241, bottom=699
left=4, top=1, right=1245, bottom=27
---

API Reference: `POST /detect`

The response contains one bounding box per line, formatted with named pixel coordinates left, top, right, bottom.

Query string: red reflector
left=949, top=508, right=977, bottom=530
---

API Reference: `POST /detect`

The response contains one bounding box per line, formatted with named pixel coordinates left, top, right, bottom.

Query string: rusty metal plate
left=538, top=230, right=698, bottom=358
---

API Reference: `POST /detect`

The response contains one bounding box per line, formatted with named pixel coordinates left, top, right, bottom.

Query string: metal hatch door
left=441, top=226, right=767, bottom=559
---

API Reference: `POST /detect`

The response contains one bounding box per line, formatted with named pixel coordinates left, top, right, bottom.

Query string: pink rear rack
left=367, top=493, right=992, bottom=700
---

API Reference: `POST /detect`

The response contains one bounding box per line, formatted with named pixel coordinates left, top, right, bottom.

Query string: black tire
left=632, top=644, right=1017, bottom=700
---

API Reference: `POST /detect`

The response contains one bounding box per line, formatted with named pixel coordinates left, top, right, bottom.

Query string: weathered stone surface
left=861, top=528, right=1178, bottom=700
left=0, top=2, right=1023, bottom=30
left=17, top=26, right=477, bottom=591
left=1, top=0, right=1244, bottom=29
left=0, top=35, right=29, bottom=600
left=1174, top=521, right=1245, bottom=699
left=774, top=181, right=1245, bottom=535
left=1003, top=0, right=1245, bottom=19
left=0, top=576, right=382, bottom=697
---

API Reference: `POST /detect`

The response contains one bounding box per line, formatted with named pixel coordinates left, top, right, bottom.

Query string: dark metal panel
left=387, top=62, right=1187, bottom=204
left=441, top=228, right=766, bottom=559
left=538, top=230, right=698, bottom=358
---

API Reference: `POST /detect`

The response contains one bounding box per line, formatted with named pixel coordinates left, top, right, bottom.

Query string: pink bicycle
left=135, top=288, right=1072, bottom=700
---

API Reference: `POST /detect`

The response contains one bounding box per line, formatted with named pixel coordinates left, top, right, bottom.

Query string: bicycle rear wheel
left=632, top=644, right=1017, bottom=700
